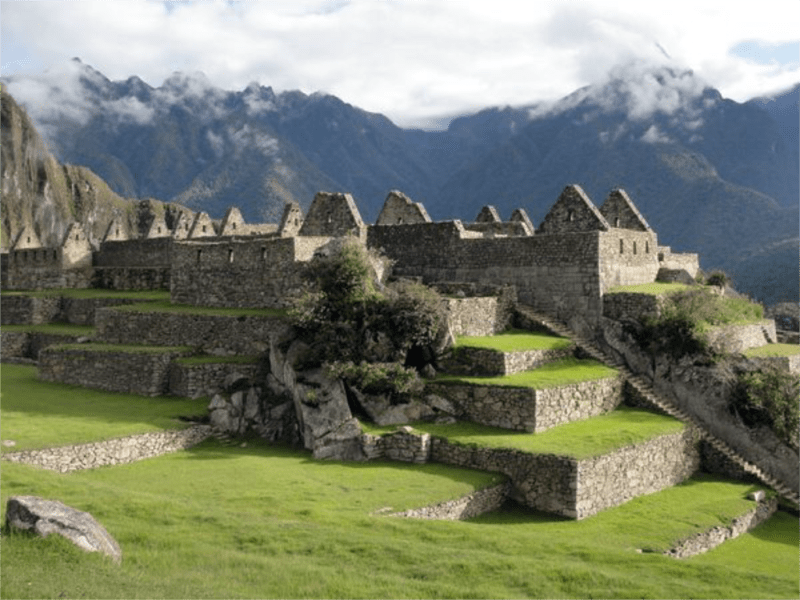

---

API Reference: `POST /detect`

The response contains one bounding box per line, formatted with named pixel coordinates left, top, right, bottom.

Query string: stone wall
left=603, top=292, right=664, bottom=322
left=368, top=224, right=604, bottom=323
left=598, top=229, right=660, bottom=291
left=752, top=353, right=800, bottom=375
left=442, top=345, right=575, bottom=376
left=664, top=498, right=777, bottom=558
left=575, top=428, right=700, bottom=518
left=2, top=426, right=211, bottom=473
left=94, top=238, right=173, bottom=267
left=169, top=236, right=331, bottom=308
left=0, top=294, right=144, bottom=326
left=427, top=376, right=623, bottom=433
left=38, top=346, right=193, bottom=396
left=462, top=222, right=531, bottom=237
left=93, top=267, right=170, bottom=291
left=388, top=482, right=510, bottom=520
left=1, top=295, right=61, bottom=325
left=704, top=320, right=777, bottom=354
left=168, top=360, right=263, bottom=398
left=95, top=308, right=290, bottom=355
left=658, top=248, right=700, bottom=278
left=439, top=286, right=515, bottom=337
left=0, top=331, right=89, bottom=361
left=298, top=192, right=366, bottom=239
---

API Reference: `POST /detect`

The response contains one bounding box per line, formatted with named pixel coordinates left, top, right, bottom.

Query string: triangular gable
left=102, top=219, right=130, bottom=242
left=278, top=202, right=304, bottom=237
left=475, top=205, right=501, bottom=223
left=172, top=211, right=192, bottom=240
left=299, top=192, right=366, bottom=237
left=510, top=208, right=535, bottom=235
left=220, top=207, right=246, bottom=236
left=375, top=190, right=431, bottom=225
left=12, top=225, right=42, bottom=250
left=599, top=189, right=652, bottom=232
left=188, top=212, right=217, bottom=238
left=146, top=214, right=171, bottom=239
left=61, top=222, right=91, bottom=248
left=538, top=184, right=610, bottom=233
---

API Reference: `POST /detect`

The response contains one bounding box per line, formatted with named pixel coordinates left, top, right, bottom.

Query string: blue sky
left=2, top=0, right=798, bottom=128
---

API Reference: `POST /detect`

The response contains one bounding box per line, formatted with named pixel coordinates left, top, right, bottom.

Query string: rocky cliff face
left=1, top=85, right=189, bottom=250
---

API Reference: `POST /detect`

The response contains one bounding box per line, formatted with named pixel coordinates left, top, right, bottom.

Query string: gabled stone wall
left=598, top=229, right=660, bottom=291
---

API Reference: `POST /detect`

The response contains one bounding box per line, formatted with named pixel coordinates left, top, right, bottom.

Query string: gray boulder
left=6, top=496, right=122, bottom=563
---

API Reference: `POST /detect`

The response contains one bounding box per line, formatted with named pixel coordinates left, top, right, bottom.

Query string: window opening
left=619, top=240, right=624, bottom=254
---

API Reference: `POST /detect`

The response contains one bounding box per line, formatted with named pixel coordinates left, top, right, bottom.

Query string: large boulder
left=5, top=496, right=122, bottom=564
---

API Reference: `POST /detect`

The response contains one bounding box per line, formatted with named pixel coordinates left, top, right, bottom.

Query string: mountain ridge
left=2, top=60, right=797, bottom=304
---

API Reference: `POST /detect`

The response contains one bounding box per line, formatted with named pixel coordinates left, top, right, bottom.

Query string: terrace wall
left=603, top=293, right=664, bottom=322
left=38, top=346, right=193, bottom=396
left=705, top=320, right=777, bottom=354
left=441, top=345, right=575, bottom=376
left=94, top=308, right=291, bottom=355
left=93, top=267, right=171, bottom=291
left=0, top=331, right=90, bottom=361
left=1, top=295, right=61, bottom=325
left=168, top=360, right=263, bottom=398
left=427, top=376, right=623, bottom=432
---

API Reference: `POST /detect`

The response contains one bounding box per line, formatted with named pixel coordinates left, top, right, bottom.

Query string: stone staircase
left=516, top=304, right=800, bottom=506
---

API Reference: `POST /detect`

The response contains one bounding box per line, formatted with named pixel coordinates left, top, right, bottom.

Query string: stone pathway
left=2, top=425, right=212, bottom=473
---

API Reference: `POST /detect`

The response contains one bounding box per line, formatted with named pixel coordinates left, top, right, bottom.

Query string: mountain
left=3, top=60, right=797, bottom=303
left=0, top=83, right=191, bottom=249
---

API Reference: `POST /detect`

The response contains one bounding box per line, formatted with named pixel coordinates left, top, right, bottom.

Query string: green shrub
left=731, top=365, right=800, bottom=448
left=705, top=270, right=731, bottom=288
left=325, top=361, right=423, bottom=399
left=634, top=289, right=763, bottom=359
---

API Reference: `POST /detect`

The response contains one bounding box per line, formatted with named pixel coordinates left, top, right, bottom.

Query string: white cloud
left=2, top=0, right=798, bottom=129
left=641, top=125, right=672, bottom=144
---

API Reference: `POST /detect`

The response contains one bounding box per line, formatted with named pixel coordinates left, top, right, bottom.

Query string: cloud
left=2, top=0, right=799, bottom=128
left=640, top=125, right=672, bottom=144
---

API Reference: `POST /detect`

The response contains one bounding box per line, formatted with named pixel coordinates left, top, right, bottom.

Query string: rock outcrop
left=5, top=496, right=122, bottom=564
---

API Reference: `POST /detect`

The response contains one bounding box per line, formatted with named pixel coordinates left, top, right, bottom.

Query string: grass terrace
left=744, top=344, right=800, bottom=358
left=435, top=357, right=617, bottom=389
left=1, top=288, right=170, bottom=301
left=363, top=407, right=685, bottom=460
left=1, top=323, right=96, bottom=337
left=47, top=342, right=193, bottom=354
left=0, top=364, right=208, bottom=453
left=111, top=300, right=288, bottom=318
left=606, top=282, right=692, bottom=295
left=454, top=329, right=573, bottom=352
left=1, top=367, right=798, bottom=598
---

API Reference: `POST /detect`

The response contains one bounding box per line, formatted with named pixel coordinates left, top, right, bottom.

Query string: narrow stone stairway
left=516, top=305, right=800, bottom=506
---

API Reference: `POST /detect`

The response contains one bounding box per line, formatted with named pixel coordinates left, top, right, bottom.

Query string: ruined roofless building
left=4, top=186, right=698, bottom=326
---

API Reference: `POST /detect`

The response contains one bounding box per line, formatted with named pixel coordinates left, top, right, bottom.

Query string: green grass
left=606, top=282, right=692, bottom=295
left=435, top=357, right=617, bottom=389
left=1, top=450, right=796, bottom=599
left=745, top=344, right=800, bottom=358
left=112, top=300, right=288, bottom=318
left=1, top=366, right=797, bottom=598
left=363, top=407, right=685, bottom=459
left=48, top=342, right=193, bottom=354
left=1, top=323, right=96, bottom=337
left=454, top=329, right=573, bottom=352
left=174, top=355, right=261, bottom=366
left=1, top=289, right=170, bottom=301
left=0, top=364, right=208, bottom=452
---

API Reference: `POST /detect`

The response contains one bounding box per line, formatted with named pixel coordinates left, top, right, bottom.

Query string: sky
left=1, top=0, right=799, bottom=129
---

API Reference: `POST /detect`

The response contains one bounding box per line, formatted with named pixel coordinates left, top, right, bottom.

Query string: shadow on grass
left=747, top=510, right=800, bottom=548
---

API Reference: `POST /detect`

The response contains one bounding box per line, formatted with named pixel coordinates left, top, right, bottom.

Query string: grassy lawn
left=0, top=365, right=208, bottom=452
left=1, top=323, right=96, bottom=336
left=1, top=448, right=796, bottom=599
left=112, top=300, right=288, bottom=318
left=435, top=357, right=617, bottom=389
left=2, top=289, right=170, bottom=301
left=454, top=329, right=573, bottom=352
left=606, top=283, right=692, bottom=295
left=363, top=407, right=685, bottom=459
left=744, top=344, right=800, bottom=358
left=1, top=366, right=797, bottom=598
